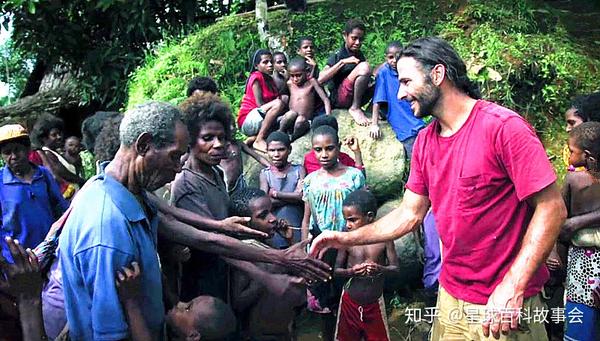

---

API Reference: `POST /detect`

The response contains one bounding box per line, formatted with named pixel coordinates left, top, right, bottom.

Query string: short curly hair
left=229, top=187, right=267, bottom=218
left=186, top=77, right=219, bottom=97
left=570, top=92, right=600, bottom=123
left=94, top=115, right=124, bottom=163
left=120, top=102, right=182, bottom=149
left=180, top=92, right=232, bottom=145
left=31, top=114, right=64, bottom=148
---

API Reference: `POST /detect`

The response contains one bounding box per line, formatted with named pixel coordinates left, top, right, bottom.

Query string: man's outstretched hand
left=0, top=237, right=43, bottom=300
left=309, top=230, right=346, bottom=259
left=280, top=239, right=332, bottom=283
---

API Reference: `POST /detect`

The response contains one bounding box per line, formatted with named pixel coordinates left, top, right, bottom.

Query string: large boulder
left=242, top=109, right=407, bottom=202
left=377, top=198, right=424, bottom=290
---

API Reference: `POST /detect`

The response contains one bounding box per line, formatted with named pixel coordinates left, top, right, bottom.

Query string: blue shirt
left=59, top=169, right=164, bottom=340
left=0, top=165, right=68, bottom=262
left=373, top=63, right=425, bottom=142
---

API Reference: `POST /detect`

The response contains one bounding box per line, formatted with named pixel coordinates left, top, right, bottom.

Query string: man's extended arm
left=157, top=214, right=330, bottom=282
left=482, top=183, right=566, bottom=338
left=310, top=189, right=430, bottom=258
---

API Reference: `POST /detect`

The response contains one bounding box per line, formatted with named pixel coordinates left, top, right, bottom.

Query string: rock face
left=242, top=109, right=407, bottom=203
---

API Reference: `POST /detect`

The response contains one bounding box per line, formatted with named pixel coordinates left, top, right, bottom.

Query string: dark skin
left=39, top=128, right=86, bottom=186
left=62, top=136, right=83, bottom=175
left=297, top=39, right=318, bottom=80
left=259, top=141, right=305, bottom=210
left=334, top=206, right=399, bottom=305
left=0, top=237, right=47, bottom=341
left=228, top=196, right=306, bottom=339
left=220, top=138, right=270, bottom=193
left=0, top=141, right=35, bottom=182
left=279, top=64, right=331, bottom=141
left=272, top=54, right=288, bottom=93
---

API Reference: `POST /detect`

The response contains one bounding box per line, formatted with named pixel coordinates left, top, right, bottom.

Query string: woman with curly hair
left=31, top=114, right=86, bottom=199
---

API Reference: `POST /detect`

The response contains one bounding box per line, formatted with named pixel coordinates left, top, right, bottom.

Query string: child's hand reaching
left=116, top=262, right=142, bottom=303
left=275, top=219, right=294, bottom=241
left=0, top=237, right=43, bottom=300
left=343, top=136, right=361, bottom=153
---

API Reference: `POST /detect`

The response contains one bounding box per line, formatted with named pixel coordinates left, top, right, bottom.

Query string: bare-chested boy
left=334, top=189, right=398, bottom=341
left=228, top=187, right=307, bottom=341
left=279, top=57, right=331, bottom=141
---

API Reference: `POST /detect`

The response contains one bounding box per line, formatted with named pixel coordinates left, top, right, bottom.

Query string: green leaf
left=27, top=1, right=35, bottom=14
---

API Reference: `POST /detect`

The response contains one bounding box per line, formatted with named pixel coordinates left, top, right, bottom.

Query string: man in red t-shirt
left=310, top=37, right=566, bottom=340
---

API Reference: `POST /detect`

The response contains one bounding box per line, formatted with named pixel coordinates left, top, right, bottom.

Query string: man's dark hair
left=81, top=111, right=121, bottom=151
left=230, top=187, right=267, bottom=217
left=94, top=115, right=124, bottom=163
left=187, top=77, right=219, bottom=97
left=570, top=121, right=600, bottom=160
left=570, top=92, right=600, bottom=123
left=266, top=131, right=291, bottom=148
left=342, top=189, right=378, bottom=216
left=311, top=115, right=338, bottom=132
left=31, top=114, right=65, bottom=148
left=343, top=19, right=366, bottom=34
left=385, top=41, right=402, bottom=54
left=398, top=37, right=481, bottom=99
left=288, top=57, right=307, bottom=71
left=312, top=125, right=339, bottom=145
left=273, top=51, right=287, bottom=61
left=180, top=92, right=232, bottom=145
left=296, top=36, right=314, bottom=48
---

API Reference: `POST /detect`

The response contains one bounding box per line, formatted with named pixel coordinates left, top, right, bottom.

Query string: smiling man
left=59, top=102, right=190, bottom=340
left=310, top=37, right=567, bottom=340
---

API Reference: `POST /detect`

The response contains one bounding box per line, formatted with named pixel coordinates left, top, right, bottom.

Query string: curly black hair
left=342, top=189, right=378, bottom=216
left=186, top=77, right=219, bottom=97
left=31, top=114, right=64, bottom=148
left=179, top=92, right=232, bottom=145
left=229, top=187, right=267, bottom=218
left=94, top=115, right=124, bottom=163
left=570, top=92, right=600, bottom=123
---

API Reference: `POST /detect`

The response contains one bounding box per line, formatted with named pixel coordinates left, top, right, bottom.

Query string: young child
left=187, top=76, right=219, bottom=97
left=559, top=122, right=600, bottom=341
left=260, top=131, right=305, bottom=248
left=296, top=36, right=319, bottom=80
left=563, top=92, right=600, bottom=170
left=279, top=58, right=332, bottom=141
left=302, top=125, right=366, bottom=340
left=334, top=189, right=398, bottom=341
left=371, top=41, right=425, bottom=159
left=319, top=19, right=372, bottom=126
left=272, top=51, right=288, bottom=93
left=303, top=115, right=363, bottom=175
left=62, top=136, right=83, bottom=178
left=115, top=262, right=237, bottom=341
left=238, top=49, right=285, bottom=152
left=228, top=187, right=306, bottom=340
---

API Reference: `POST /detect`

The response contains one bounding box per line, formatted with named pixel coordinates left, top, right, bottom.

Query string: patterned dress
left=302, top=166, right=365, bottom=233
left=567, top=246, right=600, bottom=308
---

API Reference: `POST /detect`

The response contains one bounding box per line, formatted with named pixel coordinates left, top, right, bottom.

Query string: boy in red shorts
left=334, top=189, right=398, bottom=341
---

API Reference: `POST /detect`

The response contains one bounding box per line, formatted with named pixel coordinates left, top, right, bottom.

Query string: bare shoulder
left=566, top=171, right=595, bottom=190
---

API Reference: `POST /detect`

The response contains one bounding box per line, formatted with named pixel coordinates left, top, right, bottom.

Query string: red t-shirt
left=303, top=151, right=356, bottom=175
left=237, top=71, right=279, bottom=128
left=406, top=100, right=556, bottom=304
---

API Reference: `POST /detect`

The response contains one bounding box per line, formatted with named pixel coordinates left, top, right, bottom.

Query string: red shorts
left=335, top=290, right=390, bottom=341
left=336, top=78, right=355, bottom=108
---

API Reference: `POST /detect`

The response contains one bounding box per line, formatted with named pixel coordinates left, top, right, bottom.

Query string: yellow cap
left=0, top=124, right=30, bottom=144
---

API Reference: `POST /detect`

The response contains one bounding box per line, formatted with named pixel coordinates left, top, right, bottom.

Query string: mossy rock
left=242, top=109, right=406, bottom=203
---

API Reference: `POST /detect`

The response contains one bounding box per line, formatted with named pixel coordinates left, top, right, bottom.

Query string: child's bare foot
left=349, top=107, right=371, bottom=126
left=253, top=139, right=267, bottom=153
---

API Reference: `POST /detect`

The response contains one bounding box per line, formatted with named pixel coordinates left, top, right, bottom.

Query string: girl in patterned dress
left=560, top=122, right=600, bottom=341
left=301, top=125, right=365, bottom=341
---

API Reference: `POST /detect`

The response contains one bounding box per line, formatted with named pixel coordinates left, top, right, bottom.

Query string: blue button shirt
left=373, top=63, right=425, bottom=142
left=0, top=165, right=68, bottom=262
left=59, top=169, right=164, bottom=340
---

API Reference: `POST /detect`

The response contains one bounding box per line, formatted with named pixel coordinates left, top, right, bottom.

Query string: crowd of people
left=0, top=17, right=599, bottom=341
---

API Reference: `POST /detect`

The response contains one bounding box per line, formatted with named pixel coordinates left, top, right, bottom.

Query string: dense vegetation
left=127, top=0, right=600, bottom=177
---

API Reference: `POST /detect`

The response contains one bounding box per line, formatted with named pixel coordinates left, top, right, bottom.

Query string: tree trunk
left=256, top=0, right=269, bottom=42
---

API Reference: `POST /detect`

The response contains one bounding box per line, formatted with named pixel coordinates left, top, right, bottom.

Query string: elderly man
left=311, top=37, right=567, bottom=340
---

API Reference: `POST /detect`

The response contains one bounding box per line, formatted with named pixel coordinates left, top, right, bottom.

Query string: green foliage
left=0, top=37, right=33, bottom=105
left=127, top=0, right=600, bottom=176
left=2, top=0, right=254, bottom=110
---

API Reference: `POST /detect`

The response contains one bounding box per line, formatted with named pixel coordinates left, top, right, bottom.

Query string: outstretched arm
left=240, top=142, right=271, bottom=167
left=158, top=216, right=330, bottom=282
left=310, top=189, right=430, bottom=258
